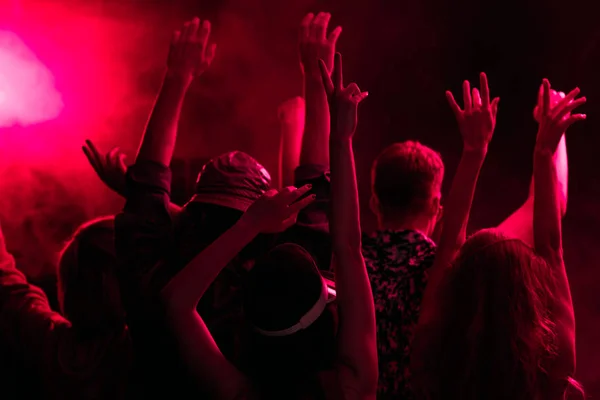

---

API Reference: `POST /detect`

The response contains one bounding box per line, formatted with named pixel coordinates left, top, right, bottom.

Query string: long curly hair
left=415, top=228, right=569, bottom=400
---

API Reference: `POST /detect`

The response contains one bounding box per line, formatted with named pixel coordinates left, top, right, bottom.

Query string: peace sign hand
left=319, top=53, right=368, bottom=140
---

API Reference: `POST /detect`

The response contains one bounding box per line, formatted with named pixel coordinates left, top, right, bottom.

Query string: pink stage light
left=0, top=30, right=63, bottom=127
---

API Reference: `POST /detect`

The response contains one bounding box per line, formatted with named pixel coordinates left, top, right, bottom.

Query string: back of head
left=421, top=229, right=558, bottom=400
left=188, top=151, right=271, bottom=212
left=241, top=244, right=337, bottom=395
left=57, top=216, right=124, bottom=334
left=371, top=141, right=444, bottom=222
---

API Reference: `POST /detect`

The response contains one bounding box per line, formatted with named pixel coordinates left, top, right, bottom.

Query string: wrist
left=236, top=213, right=263, bottom=236
left=462, top=146, right=487, bottom=158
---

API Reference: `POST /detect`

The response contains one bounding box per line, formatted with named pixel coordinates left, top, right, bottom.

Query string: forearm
left=533, top=149, right=563, bottom=259
left=161, top=218, right=259, bottom=310
left=437, top=148, right=486, bottom=258
left=301, top=77, right=330, bottom=165
left=330, top=138, right=377, bottom=388
left=419, top=149, right=486, bottom=324
left=136, top=73, right=191, bottom=166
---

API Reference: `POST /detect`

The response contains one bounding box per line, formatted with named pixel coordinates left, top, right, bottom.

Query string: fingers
left=480, top=72, right=490, bottom=107
left=182, top=19, right=195, bottom=42
left=204, top=43, right=217, bottom=66
left=107, top=147, right=120, bottom=166
left=315, top=12, right=331, bottom=40
left=554, top=97, right=586, bottom=122
left=288, top=193, right=317, bottom=214
left=346, top=82, right=360, bottom=97
left=542, top=79, right=551, bottom=116
left=299, top=13, right=314, bottom=41
left=117, top=152, right=127, bottom=173
left=319, top=59, right=334, bottom=95
left=311, top=12, right=328, bottom=40
left=491, top=97, right=500, bottom=118
left=445, top=91, right=462, bottom=118
left=82, top=140, right=103, bottom=176
left=552, top=87, right=580, bottom=116
left=328, top=26, right=342, bottom=45
left=354, top=91, right=369, bottom=104
left=559, top=114, right=586, bottom=131
left=333, top=52, right=343, bottom=90
left=472, top=88, right=482, bottom=108
left=198, top=19, right=211, bottom=50
left=280, top=184, right=312, bottom=204
left=462, top=80, right=472, bottom=113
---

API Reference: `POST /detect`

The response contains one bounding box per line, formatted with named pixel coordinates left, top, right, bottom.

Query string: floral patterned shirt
left=362, top=229, right=436, bottom=400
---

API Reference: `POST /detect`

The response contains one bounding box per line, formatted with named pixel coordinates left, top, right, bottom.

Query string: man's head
left=57, top=216, right=124, bottom=333
left=187, top=151, right=271, bottom=212
left=370, top=141, right=444, bottom=235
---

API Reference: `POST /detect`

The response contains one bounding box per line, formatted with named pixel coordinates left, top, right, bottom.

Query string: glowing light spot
left=0, top=31, right=63, bottom=127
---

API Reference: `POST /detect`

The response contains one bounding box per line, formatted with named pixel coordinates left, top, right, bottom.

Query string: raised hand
left=319, top=53, right=368, bottom=140
left=299, top=12, right=342, bottom=80
left=536, top=79, right=586, bottom=154
left=167, top=17, right=217, bottom=81
left=446, top=73, right=500, bottom=152
left=534, top=87, right=565, bottom=122
left=241, top=185, right=315, bottom=233
left=82, top=139, right=127, bottom=195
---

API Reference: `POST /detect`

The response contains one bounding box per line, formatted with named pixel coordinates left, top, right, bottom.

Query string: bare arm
left=299, top=12, right=341, bottom=166
left=136, top=18, right=216, bottom=166
left=320, top=54, right=377, bottom=398
left=533, top=80, right=586, bottom=378
left=161, top=218, right=259, bottom=398
left=498, top=88, right=570, bottom=245
left=418, top=74, right=499, bottom=326
left=161, top=187, right=314, bottom=396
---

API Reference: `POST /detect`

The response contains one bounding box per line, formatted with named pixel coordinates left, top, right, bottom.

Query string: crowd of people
left=0, top=11, right=586, bottom=400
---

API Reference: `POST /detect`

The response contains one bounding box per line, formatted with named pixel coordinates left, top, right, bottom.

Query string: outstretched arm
left=320, top=53, right=377, bottom=398
left=498, top=88, right=569, bottom=245
left=418, top=73, right=499, bottom=326
left=161, top=187, right=314, bottom=397
left=533, top=80, right=585, bottom=381
left=82, top=140, right=183, bottom=215
left=136, top=18, right=216, bottom=166
left=299, top=12, right=342, bottom=166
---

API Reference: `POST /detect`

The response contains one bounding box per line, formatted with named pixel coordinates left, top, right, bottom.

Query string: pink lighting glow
left=0, top=30, right=63, bottom=127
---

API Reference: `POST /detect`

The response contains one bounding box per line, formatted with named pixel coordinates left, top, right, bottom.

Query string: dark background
left=0, top=0, right=598, bottom=394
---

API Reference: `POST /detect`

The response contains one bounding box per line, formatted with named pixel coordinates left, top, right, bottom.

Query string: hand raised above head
left=446, top=72, right=499, bottom=153
left=534, top=86, right=565, bottom=123
left=241, top=185, right=315, bottom=233
left=535, top=79, right=586, bottom=154
left=299, top=12, right=342, bottom=79
left=82, top=139, right=127, bottom=195
left=167, top=17, right=217, bottom=81
left=319, top=53, right=368, bottom=140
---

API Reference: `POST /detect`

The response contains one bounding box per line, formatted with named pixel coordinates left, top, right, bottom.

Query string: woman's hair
left=417, top=228, right=563, bottom=400
left=57, top=216, right=125, bottom=335
left=240, top=244, right=337, bottom=398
